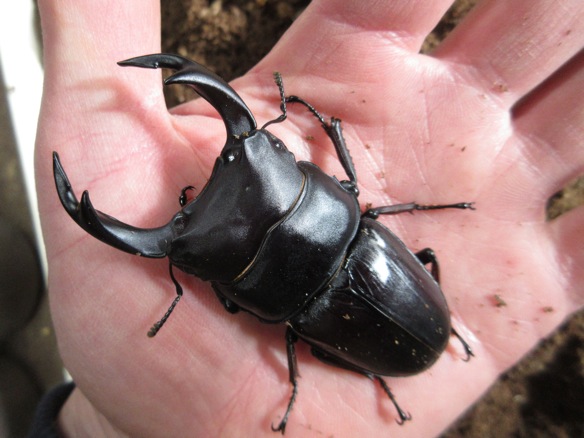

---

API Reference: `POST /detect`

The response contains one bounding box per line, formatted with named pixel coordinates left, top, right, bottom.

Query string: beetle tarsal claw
left=451, top=328, right=474, bottom=361
left=271, top=383, right=297, bottom=435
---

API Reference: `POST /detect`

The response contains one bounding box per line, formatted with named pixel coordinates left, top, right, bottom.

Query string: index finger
left=433, top=0, right=584, bottom=107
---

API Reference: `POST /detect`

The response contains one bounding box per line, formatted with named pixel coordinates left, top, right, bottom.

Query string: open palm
left=36, top=1, right=584, bottom=437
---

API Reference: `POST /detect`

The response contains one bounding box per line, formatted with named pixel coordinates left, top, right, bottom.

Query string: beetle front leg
left=272, top=326, right=300, bottom=435
left=261, top=80, right=359, bottom=195
left=324, top=117, right=358, bottom=195
left=285, top=95, right=359, bottom=195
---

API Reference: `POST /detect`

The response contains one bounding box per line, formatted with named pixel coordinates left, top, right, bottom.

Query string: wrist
left=58, top=387, right=128, bottom=438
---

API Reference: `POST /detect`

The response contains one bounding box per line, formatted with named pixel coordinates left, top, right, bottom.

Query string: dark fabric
left=27, top=381, right=75, bottom=438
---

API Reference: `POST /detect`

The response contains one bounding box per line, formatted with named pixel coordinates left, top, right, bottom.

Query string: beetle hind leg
left=308, top=347, right=411, bottom=425
left=451, top=328, right=474, bottom=361
left=272, top=326, right=300, bottom=435
left=415, top=249, right=475, bottom=361
left=376, top=376, right=412, bottom=424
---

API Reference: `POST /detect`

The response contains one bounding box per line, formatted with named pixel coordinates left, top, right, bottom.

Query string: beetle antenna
left=261, top=72, right=288, bottom=129
left=285, top=95, right=327, bottom=127
left=147, top=263, right=184, bottom=337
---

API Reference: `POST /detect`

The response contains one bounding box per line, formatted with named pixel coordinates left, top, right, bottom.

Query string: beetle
left=53, top=53, right=474, bottom=433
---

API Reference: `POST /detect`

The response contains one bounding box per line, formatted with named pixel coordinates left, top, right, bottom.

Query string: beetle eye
left=264, top=132, right=287, bottom=151
left=223, top=149, right=240, bottom=163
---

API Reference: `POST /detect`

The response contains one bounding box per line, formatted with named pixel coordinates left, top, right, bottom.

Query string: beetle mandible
left=53, top=53, right=474, bottom=433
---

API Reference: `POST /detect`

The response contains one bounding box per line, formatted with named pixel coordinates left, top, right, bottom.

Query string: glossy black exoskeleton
left=53, top=53, right=474, bottom=433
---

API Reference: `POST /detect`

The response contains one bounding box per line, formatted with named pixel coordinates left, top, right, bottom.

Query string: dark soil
left=161, top=1, right=584, bottom=436
left=161, top=0, right=310, bottom=107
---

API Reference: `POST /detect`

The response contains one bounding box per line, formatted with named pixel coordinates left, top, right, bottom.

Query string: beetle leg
left=260, top=77, right=359, bottom=195
left=414, top=250, right=475, bottom=361
left=285, top=95, right=359, bottom=195
left=451, top=329, right=474, bottom=361
left=147, top=263, right=183, bottom=337
left=326, top=117, right=358, bottom=196
left=272, top=326, right=300, bottom=435
left=375, top=376, right=412, bottom=424
left=178, top=185, right=195, bottom=207
left=211, top=284, right=241, bottom=314
left=415, top=248, right=440, bottom=283
left=308, top=347, right=411, bottom=425
left=364, top=202, right=475, bottom=219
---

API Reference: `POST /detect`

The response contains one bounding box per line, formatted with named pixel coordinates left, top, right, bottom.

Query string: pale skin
left=36, top=0, right=584, bottom=437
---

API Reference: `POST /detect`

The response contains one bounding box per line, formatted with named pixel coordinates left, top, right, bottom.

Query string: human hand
left=36, top=0, right=584, bottom=436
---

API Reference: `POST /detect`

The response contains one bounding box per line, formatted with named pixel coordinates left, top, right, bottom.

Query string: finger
left=39, top=0, right=161, bottom=94
left=260, top=0, right=456, bottom=74
left=434, top=0, right=584, bottom=108
left=36, top=1, right=174, bottom=251
left=36, top=2, right=168, bottom=184
left=311, top=0, right=456, bottom=50
left=513, top=50, right=584, bottom=193
left=37, top=0, right=166, bottom=160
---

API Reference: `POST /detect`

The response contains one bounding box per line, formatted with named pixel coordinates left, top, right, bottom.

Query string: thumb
left=38, top=0, right=162, bottom=98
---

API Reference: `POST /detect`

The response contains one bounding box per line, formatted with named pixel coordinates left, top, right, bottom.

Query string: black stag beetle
left=53, top=53, right=474, bottom=433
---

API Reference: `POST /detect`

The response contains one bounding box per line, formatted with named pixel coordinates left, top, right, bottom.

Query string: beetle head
left=165, top=128, right=303, bottom=281
left=54, top=55, right=304, bottom=282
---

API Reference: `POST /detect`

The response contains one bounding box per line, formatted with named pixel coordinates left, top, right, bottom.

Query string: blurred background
left=0, top=3, right=63, bottom=437
left=0, top=1, right=582, bottom=436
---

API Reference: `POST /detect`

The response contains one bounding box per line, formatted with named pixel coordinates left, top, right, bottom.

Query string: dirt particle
left=493, top=294, right=507, bottom=308
left=542, top=306, right=554, bottom=313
